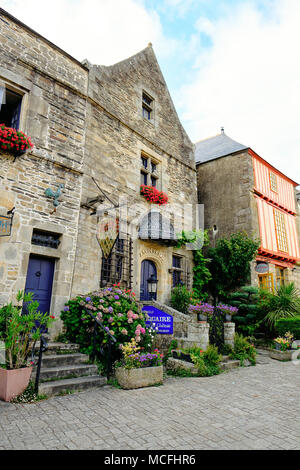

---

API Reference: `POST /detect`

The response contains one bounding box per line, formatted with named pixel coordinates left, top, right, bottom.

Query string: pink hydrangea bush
left=61, top=284, right=154, bottom=365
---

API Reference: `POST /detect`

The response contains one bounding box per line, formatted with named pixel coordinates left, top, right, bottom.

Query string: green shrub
left=230, top=334, right=257, bottom=366
left=61, top=286, right=152, bottom=366
left=187, top=344, right=222, bottom=377
left=227, top=286, right=264, bottom=336
left=260, top=283, right=300, bottom=327
left=170, top=285, right=192, bottom=315
left=275, top=316, right=300, bottom=339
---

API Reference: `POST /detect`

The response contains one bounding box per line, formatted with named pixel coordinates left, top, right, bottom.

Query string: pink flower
left=133, top=314, right=139, bottom=320
left=128, top=319, right=133, bottom=324
left=136, top=336, right=141, bottom=343
left=121, top=329, right=128, bottom=335
left=108, top=317, right=114, bottom=323
left=140, top=328, right=146, bottom=335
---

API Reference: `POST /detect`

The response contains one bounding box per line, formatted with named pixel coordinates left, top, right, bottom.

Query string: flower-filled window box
left=140, top=184, right=168, bottom=205
left=0, top=124, right=33, bottom=158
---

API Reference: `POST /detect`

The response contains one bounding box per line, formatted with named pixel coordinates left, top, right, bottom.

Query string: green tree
left=177, top=229, right=212, bottom=301
left=208, top=231, right=260, bottom=302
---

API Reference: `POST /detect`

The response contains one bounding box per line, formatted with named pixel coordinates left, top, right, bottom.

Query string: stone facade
left=0, top=9, right=197, bottom=337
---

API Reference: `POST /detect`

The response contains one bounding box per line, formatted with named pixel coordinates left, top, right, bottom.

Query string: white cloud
left=0, top=0, right=176, bottom=64
left=179, top=0, right=300, bottom=181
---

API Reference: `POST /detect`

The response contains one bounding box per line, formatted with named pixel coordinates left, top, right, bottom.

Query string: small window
left=270, top=172, right=278, bottom=193
left=172, top=255, right=183, bottom=287
left=274, top=209, right=288, bottom=253
left=142, top=91, right=154, bottom=121
left=0, top=87, right=23, bottom=130
left=151, top=176, right=157, bottom=188
left=258, top=273, right=274, bottom=292
left=31, top=229, right=61, bottom=249
left=141, top=171, right=147, bottom=186
left=140, top=153, right=159, bottom=189
left=276, top=267, right=286, bottom=289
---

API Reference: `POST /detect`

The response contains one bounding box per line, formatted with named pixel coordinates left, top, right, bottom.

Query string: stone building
left=0, top=9, right=197, bottom=337
left=195, top=130, right=300, bottom=290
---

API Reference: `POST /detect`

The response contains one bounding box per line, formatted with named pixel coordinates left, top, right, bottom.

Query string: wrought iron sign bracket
left=0, top=207, right=15, bottom=237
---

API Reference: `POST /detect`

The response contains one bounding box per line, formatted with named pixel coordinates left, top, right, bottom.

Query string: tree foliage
left=208, top=231, right=260, bottom=300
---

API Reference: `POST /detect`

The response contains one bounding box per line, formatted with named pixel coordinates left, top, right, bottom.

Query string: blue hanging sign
left=143, top=306, right=173, bottom=335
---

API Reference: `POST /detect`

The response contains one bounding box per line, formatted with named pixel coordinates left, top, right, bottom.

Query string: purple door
left=24, top=256, right=55, bottom=314
left=140, top=260, right=157, bottom=301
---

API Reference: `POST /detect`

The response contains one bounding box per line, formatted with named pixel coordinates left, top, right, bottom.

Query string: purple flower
left=105, top=327, right=110, bottom=332
left=108, top=306, right=113, bottom=313
left=86, top=297, right=91, bottom=302
left=114, top=296, right=119, bottom=300
left=64, top=306, right=69, bottom=312
left=99, top=299, right=104, bottom=304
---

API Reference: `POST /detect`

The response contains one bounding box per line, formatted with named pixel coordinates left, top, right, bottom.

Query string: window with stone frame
left=0, top=85, right=23, bottom=130
left=100, top=234, right=132, bottom=289
left=142, top=91, right=154, bottom=122
left=140, top=153, right=159, bottom=188
left=171, top=254, right=190, bottom=288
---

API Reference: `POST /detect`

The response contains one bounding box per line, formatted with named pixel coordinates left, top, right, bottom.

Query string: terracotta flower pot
left=0, top=367, right=32, bottom=402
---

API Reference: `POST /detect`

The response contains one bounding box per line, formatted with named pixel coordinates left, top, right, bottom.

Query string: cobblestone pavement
left=1, top=351, right=300, bottom=450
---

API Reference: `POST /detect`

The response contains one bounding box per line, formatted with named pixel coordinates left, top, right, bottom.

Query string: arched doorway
left=140, top=260, right=157, bottom=301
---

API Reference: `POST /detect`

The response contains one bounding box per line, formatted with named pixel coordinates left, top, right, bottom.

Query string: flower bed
left=140, top=185, right=168, bottom=205
left=0, top=124, right=33, bottom=157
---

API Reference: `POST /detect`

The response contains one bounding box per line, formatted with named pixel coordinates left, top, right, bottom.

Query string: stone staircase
left=32, top=342, right=107, bottom=397
left=219, top=355, right=240, bottom=371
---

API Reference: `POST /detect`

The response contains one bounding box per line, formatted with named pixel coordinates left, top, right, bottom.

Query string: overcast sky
left=1, top=0, right=299, bottom=182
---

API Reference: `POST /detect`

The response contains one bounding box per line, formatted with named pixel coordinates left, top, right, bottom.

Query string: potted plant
left=0, top=291, right=55, bottom=402
left=140, top=185, right=168, bottom=206
left=189, top=302, right=214, bottom=322
left=270, top=332, right=295, bottom=361
left=0, top=124, right=34, bottom=159
left=115, top=339, right=164, bottom=389
left=217, top=304, right=238, bottom=322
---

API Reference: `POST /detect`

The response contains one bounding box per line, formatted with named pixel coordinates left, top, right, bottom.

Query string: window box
left=0, top=124, right=33, bottom=159
left=140, top=185, right=168, bottom=206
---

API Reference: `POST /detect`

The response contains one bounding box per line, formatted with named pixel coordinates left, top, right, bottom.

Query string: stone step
left=32, top=364, right=99, bottom=382
left=39, top=375, right=107, bottom=397
left=40, top=353, right=90, bottom=368
left=220, top=360, right=240, bottom=371
left=33, top=342, right=80, bottom=355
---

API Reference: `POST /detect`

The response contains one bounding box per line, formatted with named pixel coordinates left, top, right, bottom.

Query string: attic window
left=270, top=172, right=278, bottom=193
left=142, top=91, right=154, bottom=121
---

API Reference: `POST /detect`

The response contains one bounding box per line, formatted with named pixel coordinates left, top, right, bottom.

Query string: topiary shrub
left=61, top=286, right=154, bottom=366
left=275, top=316, right=300, bottom=340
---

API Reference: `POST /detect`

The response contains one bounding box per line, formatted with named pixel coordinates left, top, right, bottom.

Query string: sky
left=1, top=0, right=300, bottom=182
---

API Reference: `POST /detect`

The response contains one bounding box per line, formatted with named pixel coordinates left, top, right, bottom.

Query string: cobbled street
left=1, top=352, right=300, bottom=450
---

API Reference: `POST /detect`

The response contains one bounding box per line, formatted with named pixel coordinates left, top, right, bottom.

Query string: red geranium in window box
left=0, top=124, right=34, bottom=158
left=140, top=185, right=168, bottom=205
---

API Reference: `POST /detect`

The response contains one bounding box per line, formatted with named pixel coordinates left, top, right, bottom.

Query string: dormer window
left=142, top=91, right=154, bottom=121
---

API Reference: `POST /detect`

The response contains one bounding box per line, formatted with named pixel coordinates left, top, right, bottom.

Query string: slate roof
left=195, top=132, right=249, bottom=165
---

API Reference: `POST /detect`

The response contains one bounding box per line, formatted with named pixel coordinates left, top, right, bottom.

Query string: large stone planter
left=269, top=349, right=294, bottom=361
left=0, top=367, right=32, bottom=402
left=115, top=366, right=163, bottom=390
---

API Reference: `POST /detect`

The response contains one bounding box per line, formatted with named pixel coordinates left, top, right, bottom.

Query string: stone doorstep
left=39, top=376, right=107, bottom=397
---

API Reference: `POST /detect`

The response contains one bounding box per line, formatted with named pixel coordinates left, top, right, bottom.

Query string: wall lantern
left=147, top=274, right=158, bottom=300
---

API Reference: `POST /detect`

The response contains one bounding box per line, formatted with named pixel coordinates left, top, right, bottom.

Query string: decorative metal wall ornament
left=45, top=184, right=64, bottom=214
left=0, top=208, right=15, bottom=237
left=97, top=214, right=120, bottom=259
left=255, top=262, right=269, bottom=274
